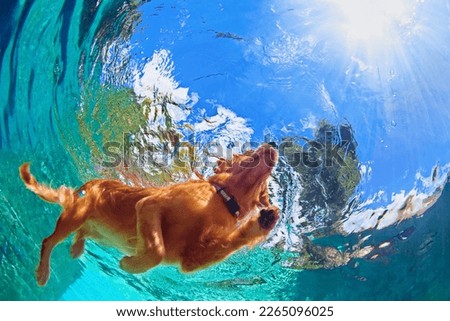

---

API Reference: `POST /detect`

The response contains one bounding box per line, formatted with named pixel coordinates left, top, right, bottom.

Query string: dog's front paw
left=258, top=207, right=279, bottom=230
left=120, top=256, right=141, bottom=273
left=120, top=254, right=160, bottom=274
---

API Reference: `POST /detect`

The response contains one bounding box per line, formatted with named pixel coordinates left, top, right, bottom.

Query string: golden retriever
left=19, top=144, right=279, bottom=286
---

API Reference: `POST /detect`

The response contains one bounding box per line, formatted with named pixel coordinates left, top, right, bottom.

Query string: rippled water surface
left=1, top=0, right=449, bottom=300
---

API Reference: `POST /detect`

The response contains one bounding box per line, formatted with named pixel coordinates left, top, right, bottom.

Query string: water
left=1, top=0, right=449, bottom=300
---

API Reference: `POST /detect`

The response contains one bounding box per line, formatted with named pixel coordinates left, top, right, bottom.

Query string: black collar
left=213, top=184, right=240, bottom=217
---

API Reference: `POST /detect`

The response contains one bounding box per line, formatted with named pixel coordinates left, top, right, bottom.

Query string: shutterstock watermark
left=101, top=132, right=348, bottom=170
left=278, top=132, right=348, bottom=168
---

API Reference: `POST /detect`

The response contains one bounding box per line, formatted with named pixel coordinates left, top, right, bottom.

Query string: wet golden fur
left=19, top=144, right=279, bottom=286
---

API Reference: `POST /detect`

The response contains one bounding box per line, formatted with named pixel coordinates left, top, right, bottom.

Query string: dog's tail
left=19, top=163, right=74, bottom=207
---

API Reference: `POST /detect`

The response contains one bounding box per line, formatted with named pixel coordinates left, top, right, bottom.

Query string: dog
left=19, top=144, right=279, bottom=286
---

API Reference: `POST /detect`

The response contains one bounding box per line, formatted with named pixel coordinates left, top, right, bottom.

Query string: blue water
left=1, top=0, right=449, bottom=300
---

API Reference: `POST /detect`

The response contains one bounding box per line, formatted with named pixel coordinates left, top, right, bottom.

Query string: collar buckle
left=214, top=185, right=240, bottom=217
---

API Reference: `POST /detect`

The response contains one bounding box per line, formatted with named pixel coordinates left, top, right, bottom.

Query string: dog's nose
left=267, top=141, right=278, bottom=148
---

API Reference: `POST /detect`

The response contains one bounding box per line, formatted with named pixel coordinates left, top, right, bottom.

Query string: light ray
left=331, top=0, right=415, bottom=45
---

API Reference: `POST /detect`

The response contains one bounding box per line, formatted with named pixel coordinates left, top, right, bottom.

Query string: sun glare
left=329, top=0, right=416, bottom=45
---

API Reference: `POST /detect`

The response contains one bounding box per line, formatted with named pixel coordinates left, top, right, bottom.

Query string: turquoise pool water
left=1, top=0, right=449, bottom=300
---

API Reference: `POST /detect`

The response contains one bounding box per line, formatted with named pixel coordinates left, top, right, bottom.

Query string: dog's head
left=228, top=144, right=277, bottom=182
left=214, top=150, right=253, bottom=174
left=209, top=144, right=278, bottom=213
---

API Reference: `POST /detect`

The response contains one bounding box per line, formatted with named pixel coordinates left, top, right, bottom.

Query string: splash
left=342, top=164, right=450, bottom=234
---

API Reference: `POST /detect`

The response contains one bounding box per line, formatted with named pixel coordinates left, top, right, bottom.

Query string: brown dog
left=19, top=144, right=279, bottom=286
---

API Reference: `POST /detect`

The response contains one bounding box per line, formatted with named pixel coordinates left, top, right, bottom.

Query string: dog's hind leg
left=36, top=206, right=88, bottom=286
left=120, top=197, right=165, bottom=274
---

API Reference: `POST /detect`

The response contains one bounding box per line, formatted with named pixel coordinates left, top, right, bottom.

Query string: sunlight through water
left=330, top=0, right=417, bottom=44
left=303, top=0, right=425, bottom=71
left=1, top=0, right=450, bottom=301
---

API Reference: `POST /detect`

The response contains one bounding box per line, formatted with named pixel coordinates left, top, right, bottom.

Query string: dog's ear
left=214, top=158, right=227, bottom=173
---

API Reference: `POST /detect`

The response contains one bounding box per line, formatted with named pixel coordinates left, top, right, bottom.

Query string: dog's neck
left=212, top=183, right=241, bottom=217
left=208, top=173, right=262, bottom=217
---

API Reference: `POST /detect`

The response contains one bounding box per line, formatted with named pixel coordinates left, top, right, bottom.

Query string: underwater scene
left=1, top=0, right=449, bottom=300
